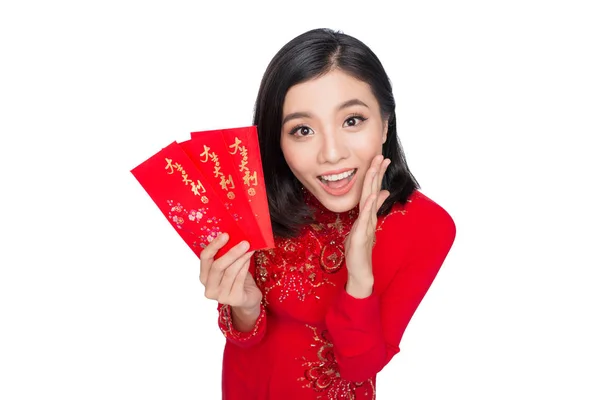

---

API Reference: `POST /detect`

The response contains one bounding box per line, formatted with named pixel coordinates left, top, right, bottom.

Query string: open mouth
left=317, top=169, right=358, bottom=195
left=318, top=169, right=357, bottom=184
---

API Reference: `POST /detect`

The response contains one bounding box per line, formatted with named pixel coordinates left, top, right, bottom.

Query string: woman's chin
left=313, top=191, right=360, bottom=213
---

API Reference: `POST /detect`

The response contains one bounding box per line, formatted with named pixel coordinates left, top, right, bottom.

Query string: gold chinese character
left=191, top=180, right=206, bottom=196
left=239, top=158, right=249, bottom=172
left=199, top=145, right=211, bottom=163
left=228, top=137, right=242, bottom=155
left=165, top=158, right=175, bottom=174
left=180, top=171, right=192, bottom=185
left=219, top=174, right=235, bottom=191
left=244, top=170, right=258, bottom=186
left=213, top=163, right=222, bottom=178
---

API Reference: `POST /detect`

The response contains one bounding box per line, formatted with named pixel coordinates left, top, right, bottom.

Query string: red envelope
left=131, top=141, right=247, bottom=258
left=191, top=126, right=274, bottom=249
left=179, top=134, right=267, bottom=251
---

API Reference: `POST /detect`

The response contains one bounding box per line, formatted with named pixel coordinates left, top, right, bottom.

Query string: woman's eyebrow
left=282, top=111, right=312, bottom=126
left=337, top=98, right=369, bottom=111
left=282, top=99, right=369, bottom=126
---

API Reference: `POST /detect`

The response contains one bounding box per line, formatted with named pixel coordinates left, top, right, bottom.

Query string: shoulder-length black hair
left=253, top=28, right=419, bottom=238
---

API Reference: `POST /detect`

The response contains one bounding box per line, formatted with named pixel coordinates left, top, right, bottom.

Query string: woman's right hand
left=199, top=233, right=262, bottom=312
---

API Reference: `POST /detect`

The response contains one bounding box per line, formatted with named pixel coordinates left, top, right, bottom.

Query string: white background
left=1, top=0, right=599, bottom=399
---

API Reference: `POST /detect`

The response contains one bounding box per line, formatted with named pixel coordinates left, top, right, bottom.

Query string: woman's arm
left=326, top=195, right=456, bottom=382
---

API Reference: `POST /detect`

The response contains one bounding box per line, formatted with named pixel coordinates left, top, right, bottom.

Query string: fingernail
left=240, top=241, right=249, bottom=250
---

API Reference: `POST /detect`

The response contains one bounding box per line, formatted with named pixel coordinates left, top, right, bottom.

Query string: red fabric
left=217, top=190, right=456, bottom=399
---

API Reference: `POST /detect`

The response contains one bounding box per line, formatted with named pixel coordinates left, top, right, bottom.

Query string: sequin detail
left=255, top=243, right=337, bottom=304
left=254, top=212, right=354, bottom=305
left=218, top=303, right=265, bottom=341
left=375, top=200, right=410, bottom=233
left=298, top=325, right=375, bottom=399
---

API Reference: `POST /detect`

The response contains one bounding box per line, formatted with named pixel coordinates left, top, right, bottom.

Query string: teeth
left=320, top=169, right=356, bottom=182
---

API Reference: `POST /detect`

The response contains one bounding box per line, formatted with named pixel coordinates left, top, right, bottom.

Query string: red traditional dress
left=217, top=190, right=456, bottom=399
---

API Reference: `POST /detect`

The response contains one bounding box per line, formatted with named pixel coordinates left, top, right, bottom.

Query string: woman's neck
left=302, top=187, right=359, bottom=224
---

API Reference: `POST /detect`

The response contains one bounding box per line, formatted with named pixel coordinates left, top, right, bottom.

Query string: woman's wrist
left=231, top=304, right=261, bottom=333
left=345, top=274, right=374, bottom=299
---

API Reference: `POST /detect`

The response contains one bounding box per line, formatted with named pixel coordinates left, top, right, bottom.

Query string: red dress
left=217, top=190, right=456, bottom=399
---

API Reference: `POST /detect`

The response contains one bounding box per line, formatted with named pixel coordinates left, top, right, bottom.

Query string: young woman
left=199, top=28, right=456, bottom=399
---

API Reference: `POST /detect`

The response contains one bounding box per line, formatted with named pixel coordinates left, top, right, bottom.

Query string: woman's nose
left=317, top=129, right=349, bottom=164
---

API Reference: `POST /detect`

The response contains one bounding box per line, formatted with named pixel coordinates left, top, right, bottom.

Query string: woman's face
left=280, top=69, right=388, bottom=213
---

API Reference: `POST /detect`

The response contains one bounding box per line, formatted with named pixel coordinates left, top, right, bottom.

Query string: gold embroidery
left=254, top=196, right=364, bottom=306
left=319, top=244, right=344, bottom=273
left=283, top=240, right=297, bottom=252
left=254, top=237, right=336, bottom=305
left=255, top=251, right=268, bottom=265
left=298, top=325, right=375, bottom=399
left=375, top=207, right=408, bottom=233
left=218, top=303, right=265, bottom=341
left=327, top=215, right=344, bottom=233
left=310, top=223, right=324, bottom=231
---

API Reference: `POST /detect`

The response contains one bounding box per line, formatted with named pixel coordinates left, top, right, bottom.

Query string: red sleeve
left=217, top=302, right=267, bottom=348
left=216, top=255, right=268, bottom=348
left=325, top=193, right=456, bottom=382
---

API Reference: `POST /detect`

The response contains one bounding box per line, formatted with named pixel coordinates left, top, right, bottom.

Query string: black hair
left=253, top=28, right=419, bottom=238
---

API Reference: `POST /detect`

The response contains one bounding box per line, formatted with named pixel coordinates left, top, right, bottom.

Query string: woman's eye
left=343, top=115, right=367, bottom=128
left=290, top=126, right=313, bottom=137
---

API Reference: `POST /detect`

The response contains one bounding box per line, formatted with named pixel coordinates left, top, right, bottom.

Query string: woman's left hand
left=343, top=155, right=391, bottom=295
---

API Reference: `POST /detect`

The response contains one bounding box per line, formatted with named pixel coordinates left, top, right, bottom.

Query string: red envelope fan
left=192, top=126, right=274, bottom=249
left=131, top=141, right=246, bottom=258
left=179, top=135, right=266, bottom=251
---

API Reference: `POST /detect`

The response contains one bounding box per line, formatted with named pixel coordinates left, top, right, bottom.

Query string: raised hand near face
left=343, top=155, right=391, bottom=296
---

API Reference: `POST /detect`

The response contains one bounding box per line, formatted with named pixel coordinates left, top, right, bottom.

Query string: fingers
left=199, top=232, right=230, bottom=285
left=214, top=239, right=250, bottom=273
left=359, top=169, right=373, bottom=211
left=378, top=158, right=391, bottom=193
left=360, top=155, right=383, bottom=211
left=371, top=158, right=380, bottom=196
left=372, top=156, right=390, bottom=195
left=347, top=156, right=391, bottom=258
left=355, top=193, right=377, bottom=237
left=228, top=255, right=253, bottom=301
left=370, top=167, right=379, bottom=224
left=203, top=240, right=250, bottom=298
left=358, top=154, right=390, bottom=224
left=217, top=251, right=254, bottom=303
left=368, top=156, right=390, bottom=216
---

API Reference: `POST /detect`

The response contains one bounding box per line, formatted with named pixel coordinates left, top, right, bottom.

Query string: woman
left=199, top=28, right=456, bottom=399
